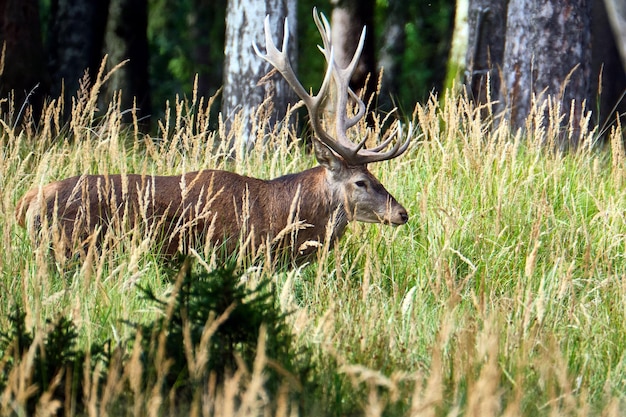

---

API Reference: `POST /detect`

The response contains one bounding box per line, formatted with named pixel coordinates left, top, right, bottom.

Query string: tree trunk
left=501, top=0, right=592, bottom=148
left=445, top=0, right=468, bottom=92
left=47, top=0, right=109, bottom=110
left=592, top=0, right=626, bottom=129
left=378, top=0, right=406, bottom=111
left=465, top=0, right=508, bottom=106
left=604, top=0, right=626, bottom=71
left=103, top=0, right=151, bottom=127
left=0, top=0, right=47, bottom=121
left=330, top=0, right=376, bottom=97
left=221, top=0, right=297, bottom=149
left=189, top=0, right=226, bottom=100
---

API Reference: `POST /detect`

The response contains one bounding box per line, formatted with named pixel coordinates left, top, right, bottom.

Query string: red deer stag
left=15, top=10, right=410, bottom=265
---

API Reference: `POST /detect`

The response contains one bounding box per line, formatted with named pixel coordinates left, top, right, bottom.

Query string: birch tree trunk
left=221, top=0, right=296, bottom=150
left=501, top=0, right=592, bottom=147
left=445, top=0, right=468, bottom=91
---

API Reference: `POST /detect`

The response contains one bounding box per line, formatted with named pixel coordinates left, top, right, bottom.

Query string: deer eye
left=355, top=180, right=367, bottom=188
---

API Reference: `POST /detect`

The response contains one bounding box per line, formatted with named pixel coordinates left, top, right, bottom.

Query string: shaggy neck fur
left=266, top=166, right=349, bottom=259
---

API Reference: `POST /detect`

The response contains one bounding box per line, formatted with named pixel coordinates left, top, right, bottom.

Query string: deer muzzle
left=387, top=207, right=409, bottom=226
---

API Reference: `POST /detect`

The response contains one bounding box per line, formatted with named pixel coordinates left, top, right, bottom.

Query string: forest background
left=0, top=0, right=455, bottom=131
left=3, top=0, right=623, bottom=145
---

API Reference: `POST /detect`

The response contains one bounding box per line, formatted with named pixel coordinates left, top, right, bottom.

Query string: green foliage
left=298, top=0, right=455, bottom=112
left=146, top=0, right=455, bottom=119
left=39, top=0, right=455, bottom=121
left=0, top=311, right=95, bottom=416
left=0, top=262, right=316, bottom=415
left=134, top=260, right=311, bottom=404
left=147, top=0, right=226, bottom=116
left=399, top=1, right=455, bottom=100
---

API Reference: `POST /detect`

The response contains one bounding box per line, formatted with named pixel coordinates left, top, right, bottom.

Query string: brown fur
left=16, top=157, right=408, bottom=265
left=16, top=166, right=349, bottom=263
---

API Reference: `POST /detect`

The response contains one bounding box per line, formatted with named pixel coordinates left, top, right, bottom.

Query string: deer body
left=16, top=168, right=334, bottom=261
left=16, top=9, right=410, bottom=264
left=16, top=150, right=407, bottom=262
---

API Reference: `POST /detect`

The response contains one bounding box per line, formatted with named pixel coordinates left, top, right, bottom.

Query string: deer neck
left=270, top=166, right=349, bottom=248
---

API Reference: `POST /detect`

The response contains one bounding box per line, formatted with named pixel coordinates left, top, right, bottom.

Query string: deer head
left=254, top=8, right=410, bottom=227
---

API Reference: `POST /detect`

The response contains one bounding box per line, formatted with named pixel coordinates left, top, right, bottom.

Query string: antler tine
left=313, top=7, right=332, bottom=56
left=307, top=9, right=372, bottom=163
left=330, top=25, right=367, bottom=136
left=312, top=7, right=367, bottom=130
left=256, top=10, right=411, bottom=166
left=254, top=14, right=338, bottom=146
left=319, top=16, right=410, bottom=165
left=253, top=16, right=307, bottom=100
left=368, top=131, right=396, bottom=153
left=357, top=123, right=412, bottom=164
left=313, top=7, right=364, bottom=130
left=345, top=88, right=366, bottom=129
left=367, top=119, right=404, bottom=152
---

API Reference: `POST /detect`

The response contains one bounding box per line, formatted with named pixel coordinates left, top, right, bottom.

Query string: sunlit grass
left=1, top=66, right=626, bottom=415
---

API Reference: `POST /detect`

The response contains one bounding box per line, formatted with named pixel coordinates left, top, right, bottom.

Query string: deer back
left=15, top=167, right=344, bottom=262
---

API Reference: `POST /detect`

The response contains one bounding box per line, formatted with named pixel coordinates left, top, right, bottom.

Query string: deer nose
left=389, top=208, right=409, bottom=225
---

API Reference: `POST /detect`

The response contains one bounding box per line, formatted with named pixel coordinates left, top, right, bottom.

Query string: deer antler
left=254, top=8, right=410, bottom=165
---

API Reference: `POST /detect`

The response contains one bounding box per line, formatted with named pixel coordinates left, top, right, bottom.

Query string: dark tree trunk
left=103, top=0, right=151, bottom=127
left=500, top=0, right=533, bottom=125
left=189, top=0, right=226, bottom=100
left=604, top=0, right=626, bottom=71
left=378, top=0, right=406, bottom=111
left=47, top=0, right=109, bottom=114
left=465, top=0, right=509, bottom=106
left=222, top=0, right=297, bottom=149
left=330, top=0, right=376, bottom=97
left=501, top=0, right=592, bottom=148
left=0, top=0, right=47, bottom=121
left=592, top=0, right=626, bottom=130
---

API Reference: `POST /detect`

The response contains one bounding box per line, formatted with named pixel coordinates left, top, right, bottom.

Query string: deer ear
left=313, top=139, right=344, bottom=172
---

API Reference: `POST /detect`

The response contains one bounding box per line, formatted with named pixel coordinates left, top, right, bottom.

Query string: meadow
left=1, top=64, right=626, bottom=416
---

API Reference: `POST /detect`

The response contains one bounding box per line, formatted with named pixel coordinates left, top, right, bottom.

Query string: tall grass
left=1, top=65, right=626, bottom=416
